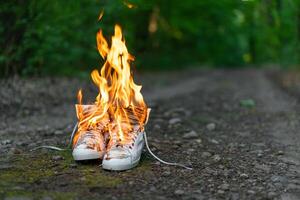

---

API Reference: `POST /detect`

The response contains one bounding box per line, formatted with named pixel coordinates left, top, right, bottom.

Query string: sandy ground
left=0, top=69, right=299, bottom=200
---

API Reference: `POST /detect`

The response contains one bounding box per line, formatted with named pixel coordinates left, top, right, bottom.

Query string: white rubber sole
left=102, top=158, right=140, bottom=171
left=72, top=148, right=104, bottom=161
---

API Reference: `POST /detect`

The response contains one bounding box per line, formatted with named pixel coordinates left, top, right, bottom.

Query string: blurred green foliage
left=0, top=0, right=299, bottom=76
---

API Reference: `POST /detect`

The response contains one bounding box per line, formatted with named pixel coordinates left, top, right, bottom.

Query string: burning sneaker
left=72, top=104, right=109, bottom=161
left=73, top=24, right=151, bottom=169
left=102, top=123, right=146, bottom=171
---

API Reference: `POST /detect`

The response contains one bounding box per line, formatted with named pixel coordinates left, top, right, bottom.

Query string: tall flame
left=74, top=24, right=148, bottom=146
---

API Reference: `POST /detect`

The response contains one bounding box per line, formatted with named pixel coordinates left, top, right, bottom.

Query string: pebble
left=2, top=139, right=12, bottom=145
left=16, top=141, right=27, bottom=146
left=257, top=153, right=263, bottom=158
left=54, top=130, right=64, bottom=135
left=210, top=139, right=219, bottom=144
left=206, top=123, right=216, bottom=131
left=247, top=190, right=255, bottom=195
left=149, top=186, right=156, bottom=191
left=174, top=189, right=184, bottom=195
left=240, top=173, right=249, bottom=178
left=195, top=139, right=202, bottom=144
left=217, top=190, right=225, bottom=194
left=129, top=181, right=134, bottom=185
left=270, top=175, right=287, bottom=183
left=213, top=154, right=221, bottom=162
left=255, top=164, right=270, bottom=173
left=168, top=118, right=181, bottom=125
left=220, top=183, right=229, bottom=191
left=183, top=130, right=198, bottom=139
left=201, top=152, right=212, bottom=158
left=9, top=148, right=22, bottom=155
left=162, top=170, right=171, bottom=177
left=276, top=150, right=284, bottom=155
left=52, top=155, right=63, bottom=161
left=153, top=124, right=161, bottom=130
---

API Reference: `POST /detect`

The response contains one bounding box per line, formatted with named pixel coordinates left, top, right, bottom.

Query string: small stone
left=16, top=141, right=27, bottom=146
left=9, top=148, right=22, bottom=154
left=257, top=153, right=263, bottom=158
left=154, top=161, right=161, bottom=165
left=271, top=175, right=287, bottom=183
left=201, top=152, right=212, bottom=158
left=206, top=123, right=216, bottom=131
left=220, top=183, right=229, bottom=191
left=174, top=189, right=184, bottom=195
left=195, top=139, right=202, bottom=144
left=277, top=150, right=284, bottom=155
left=54, top=130, right=64, bottom=135
left=168, top=118, right=181, bottom=125
left=255, top=164, right=270, bottom=173
left=149, top=186, right=156, bottom=191
left=183, top=130, right=198, bottom=139
left=173, top=140, right=182, bottom=145
left=247, top=190, right=255, bottom=195
left=211, top=139, right=219, bottom=144
left=153, top=124, right=161, bottom=130
left=162, top=170, right=171, bottom=177
left=213, top=154, right=221, bottom=162
left=2, top=139, right=12, bottom=145
left=240, top=173, right=249, bottom=178
left=52, top=155, right=63, bottom=161
left=129, top=181, right=134, bottom=185
left=217, top=190, right=225, bottom=194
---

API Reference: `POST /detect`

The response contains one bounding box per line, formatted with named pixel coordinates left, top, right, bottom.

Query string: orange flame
left=74, top=24, right=148, bottom=146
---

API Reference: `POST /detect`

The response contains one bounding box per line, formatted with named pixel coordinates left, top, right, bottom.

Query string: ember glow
left=73, top=24, right=149, bottom=148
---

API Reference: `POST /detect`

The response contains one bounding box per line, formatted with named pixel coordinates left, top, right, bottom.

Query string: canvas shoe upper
left=72, top=104, right=109, bottom=161
left=102, top=125, right=145, bottom=171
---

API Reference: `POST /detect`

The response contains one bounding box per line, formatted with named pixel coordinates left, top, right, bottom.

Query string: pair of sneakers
left=72, top=104, right=148, bottom=171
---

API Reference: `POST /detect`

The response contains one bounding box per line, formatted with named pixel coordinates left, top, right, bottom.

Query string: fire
left=74, top=24, right=148, bottom=148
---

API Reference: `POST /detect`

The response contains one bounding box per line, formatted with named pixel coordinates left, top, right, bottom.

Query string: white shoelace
left=31, top=122, right=192, bottom=170
left=143, top=131, right=192, bottom=170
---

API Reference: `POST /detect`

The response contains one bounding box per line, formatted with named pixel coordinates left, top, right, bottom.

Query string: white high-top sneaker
left=72, top=104, right=109, bottom=161
left=102, top=129, right=145, bottom=171
left=72, top=130, right=106, bottom=161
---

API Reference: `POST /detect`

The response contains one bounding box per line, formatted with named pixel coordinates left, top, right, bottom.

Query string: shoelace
left=31, top=122, right=192, bottom=170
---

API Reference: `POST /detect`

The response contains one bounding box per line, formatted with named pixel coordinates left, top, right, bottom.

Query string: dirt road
left=0, top=69, right=299, bottom=199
